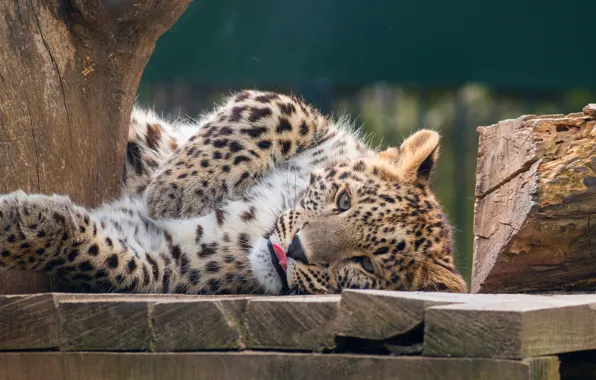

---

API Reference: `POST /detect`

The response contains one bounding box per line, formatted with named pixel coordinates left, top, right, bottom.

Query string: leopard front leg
left=0, top=191, right=164, bottom=293
left=145, top=90, right=333, bottom=219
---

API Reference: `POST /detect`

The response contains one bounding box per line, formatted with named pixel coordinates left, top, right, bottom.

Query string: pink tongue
left=271, top=243, right=288, bottom=272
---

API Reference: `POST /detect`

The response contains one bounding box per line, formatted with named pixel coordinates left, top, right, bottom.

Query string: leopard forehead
left=305, top=158, right=452, bottom=252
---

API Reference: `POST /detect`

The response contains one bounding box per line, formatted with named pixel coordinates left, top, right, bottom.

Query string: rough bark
left=0, top=0, right=191, bottom=294
left=472, top=105, right=596, bottom=293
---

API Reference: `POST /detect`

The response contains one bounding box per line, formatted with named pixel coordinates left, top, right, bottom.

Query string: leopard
left=0, top=90, right=467, bottom=295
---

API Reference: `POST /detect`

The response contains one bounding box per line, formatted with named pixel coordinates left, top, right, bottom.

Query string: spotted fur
left=0, top=90, right=467, bottom=295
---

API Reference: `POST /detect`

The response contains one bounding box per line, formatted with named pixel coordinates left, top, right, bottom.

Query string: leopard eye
left=360, top=257, right=374, bottom=273
left=336, top=189, right=351, bottom=211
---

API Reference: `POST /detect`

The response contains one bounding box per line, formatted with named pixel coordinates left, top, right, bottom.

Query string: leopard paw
left=0, top=191, right=78, bottom=270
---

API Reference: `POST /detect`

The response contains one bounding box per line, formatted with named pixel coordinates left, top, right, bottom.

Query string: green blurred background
left=137, top=0, right=596, bottom=283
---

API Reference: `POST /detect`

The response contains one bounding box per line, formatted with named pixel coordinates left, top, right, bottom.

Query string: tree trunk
left=0, top=0, right=191, bottom=294
left=472, top=105, right=596, bottom=293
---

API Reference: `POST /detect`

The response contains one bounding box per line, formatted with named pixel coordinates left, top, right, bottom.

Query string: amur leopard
left=0, top=90, right=467, bottom=295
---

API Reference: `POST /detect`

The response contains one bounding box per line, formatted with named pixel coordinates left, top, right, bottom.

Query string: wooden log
left=423, top=296, right=596, bottom=358
left=0, top=0, right=191, bottom=294
left=473, top=108, right=596, bottom=293
left=0, top=352, right=561, bottom=380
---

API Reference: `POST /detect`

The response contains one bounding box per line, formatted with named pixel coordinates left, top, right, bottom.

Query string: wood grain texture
left=0, top=0, right=191, bottom=294
left=0, top=294, right=59, bottom=350
left=336, top=290, right=469, bottom=340
left=473, top=109, right=596, bottom=293
left=245, top=296, right=340, bottom=351
left=58, top=300, right=152, bottom=351
left=424, top=296, right=596, bottom=358
left=0, top=293, right=188, bottom=351
left=0, top=352, right=560, bottom=380
left=4, top=291, right=596, bottom=360
left=153, top=298, right=249, bottom=351
left=335, top=290, right=549, bottom=341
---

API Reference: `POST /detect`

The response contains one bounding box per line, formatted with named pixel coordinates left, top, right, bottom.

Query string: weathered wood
left=0, top=352, right=561, bottom=380
left=0, top=293, right=230, bottom=351
left=423, top=296, right=596, bottom=358
left=0, top=0, right=191, bottom=294
left=3, top=291, right=589, bottom=354
left=153, top=298, right=249, bottom=351
left=0, top=294, right=59, bottom=350
left=335, top=290, right=547, bottom=341
left=336, top=290, right=439, bottom=341
left=473, top=109, right=596, bottom=293
left=55, top=294, right=258, bottom=351
left=58, top=300, right=153, bottom=351
left=9, top=291, right=596, bottom=360
left=245, top=296, right=340, bottom=351
left=334, top=291, right=551, bottom=356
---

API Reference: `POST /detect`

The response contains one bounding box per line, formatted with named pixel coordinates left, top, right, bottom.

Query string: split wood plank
left=0, top=293, right=261, bottom=351
left=0, top=352, right=560, bottom=380
left=4, top=291, right=596, bottom=356
left=58, top=300, right=153, bottom=351
left=424, top=296, right=596, bottom=358
left=0, top=294, right=59, bottom=350
left=58, top=295, right=257, bottom=351
left=245, top=296, right=340, bottom=351
left=0, top=293, right=137, bottom=350
left=335, top=290, right=543, bottom=341
left=152, top=298, right=249, bottom=351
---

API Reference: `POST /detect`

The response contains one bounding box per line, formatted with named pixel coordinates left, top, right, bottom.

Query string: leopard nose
left=287, top=234, right=308, bottom=264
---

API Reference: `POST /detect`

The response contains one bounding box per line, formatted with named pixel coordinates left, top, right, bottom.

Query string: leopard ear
left=377, top=130, right=440, bottom=183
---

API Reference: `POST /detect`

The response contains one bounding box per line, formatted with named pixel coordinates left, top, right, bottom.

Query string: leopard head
left=252, top=130, right=467, bottom=295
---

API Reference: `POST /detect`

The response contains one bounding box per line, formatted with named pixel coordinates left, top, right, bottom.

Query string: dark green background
left=142, top=0, right=595, bottom=89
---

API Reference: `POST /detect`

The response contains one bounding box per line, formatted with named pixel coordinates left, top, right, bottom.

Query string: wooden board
left=424, top=296, right=596, bottom=358
left=59, top=300, right=153, bottom=351
left=2, top=291, right=596, bottom=361
left=245, top=296, right=340, bottom=351
left=0, top=352, right=560, bottom=380
left=0, top=294, right=59, bottom=350
left=334, top=290, right=539, bottom=341
left=152, top=298, right=249, bottom=351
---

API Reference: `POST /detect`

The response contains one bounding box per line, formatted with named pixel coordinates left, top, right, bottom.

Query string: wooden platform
left=1, top=291, right=596, bottom=379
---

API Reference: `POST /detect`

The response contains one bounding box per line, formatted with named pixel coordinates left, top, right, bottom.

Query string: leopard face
left=250, top=130, right=467, bottom=295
